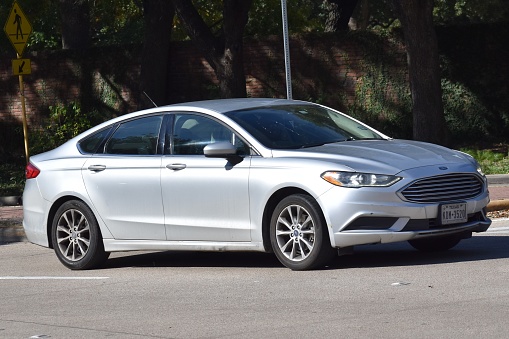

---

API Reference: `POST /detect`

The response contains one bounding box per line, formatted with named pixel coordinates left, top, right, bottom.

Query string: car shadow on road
left=103, top=250, right=283, bottom=269
left=101, top=235, right=509, bottom=270
left=328, top=235, right=509, bottom=270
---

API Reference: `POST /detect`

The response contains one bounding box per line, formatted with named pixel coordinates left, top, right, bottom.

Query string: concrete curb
left=487, top=174, right=509, bottom=186
left=0, top=196, right=22, bottom=207
left=487, top=199, right=509, bottom=212
left=486, top=174, right=509, bottom=211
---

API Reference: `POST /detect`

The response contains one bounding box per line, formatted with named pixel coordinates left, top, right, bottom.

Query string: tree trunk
left=393, top=0, right=450, bottom=145
left=60, top=0, right=90, bottom=49
left=60, top=0, right=92, bottom=115
left=140, top=0, right=175, bottom=107
left=324, top=0, right=359, bottom=32
left=173, top=0, right=252, bottom=98
left=358, top=0, right=370, bottom=30
left=217, top=0, right=251, bottom=98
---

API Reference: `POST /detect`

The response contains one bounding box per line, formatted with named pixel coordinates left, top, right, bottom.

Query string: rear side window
left=79, top=127, right=112, bottom=154
left=105, top=115, right=163, bottom=155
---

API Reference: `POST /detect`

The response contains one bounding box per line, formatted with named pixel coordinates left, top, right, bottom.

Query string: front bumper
left=318, top=178, right=491, bottom=249
left=331, top=212, right=491, bottom=248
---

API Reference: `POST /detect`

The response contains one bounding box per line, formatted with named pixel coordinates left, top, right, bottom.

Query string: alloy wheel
left=55, top=208, right=91, bottom=261
left=275, top=204, right=316, bottom=262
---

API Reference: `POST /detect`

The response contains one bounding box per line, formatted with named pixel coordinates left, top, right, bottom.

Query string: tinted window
left=224, top=105, right=383, bottom=149
left=105, top=115, right=163, bottom=155
left=169, top=114, right=250, bottom=155
left=79, top=127, right=112, bottom=154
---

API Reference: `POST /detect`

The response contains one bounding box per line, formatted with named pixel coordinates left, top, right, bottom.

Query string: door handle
left=88, top=165, right=106, bottom=172
left=166, top=163, right=186, bottom=171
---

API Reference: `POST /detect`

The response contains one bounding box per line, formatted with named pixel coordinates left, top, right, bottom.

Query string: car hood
left=271, top=139, right=475, bottom=174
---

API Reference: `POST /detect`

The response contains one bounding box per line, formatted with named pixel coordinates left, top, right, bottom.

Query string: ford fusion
left=22, top=99, right=491, bottom=270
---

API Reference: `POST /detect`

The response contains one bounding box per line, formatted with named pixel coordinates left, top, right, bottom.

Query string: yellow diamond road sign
left=4, top=1, right=32, bottom=56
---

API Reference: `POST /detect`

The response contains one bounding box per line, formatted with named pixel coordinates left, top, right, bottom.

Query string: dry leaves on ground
left=487, top=209, right=509, bottom=219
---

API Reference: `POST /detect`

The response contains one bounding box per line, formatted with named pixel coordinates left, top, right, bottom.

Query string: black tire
left=51, top=200, right=109, bottom=270
left=408, top=235, right=462, bottom=252
left=270, top=194, right=336, bottom=270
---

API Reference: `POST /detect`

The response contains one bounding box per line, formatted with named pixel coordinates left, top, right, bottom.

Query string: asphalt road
left=1, top=221, right=508, bottom=339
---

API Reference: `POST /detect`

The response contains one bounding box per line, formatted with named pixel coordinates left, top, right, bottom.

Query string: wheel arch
left=46, top=196, right=92, bottom=249
left=261, top=187, right=316, bottom=252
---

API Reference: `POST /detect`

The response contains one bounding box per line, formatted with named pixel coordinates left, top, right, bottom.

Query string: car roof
left=161, top=98, right=306, bottom=114
left=54, top=98, right=306, bottom=146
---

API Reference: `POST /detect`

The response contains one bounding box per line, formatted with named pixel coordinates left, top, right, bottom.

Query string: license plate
left=439, top=203, right=467, bottom=225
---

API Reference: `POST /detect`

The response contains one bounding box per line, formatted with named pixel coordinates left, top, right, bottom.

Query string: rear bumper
left=22, top=180, right=50, bottom=247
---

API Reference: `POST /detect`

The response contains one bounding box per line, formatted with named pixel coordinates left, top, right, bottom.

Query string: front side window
left=169, top=114, right=249, bottom=155
left=105, top=115, right=163, bottom=155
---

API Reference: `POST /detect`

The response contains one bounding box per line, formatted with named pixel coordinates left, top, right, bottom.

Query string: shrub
left=30, top=102, right=96, bottom=155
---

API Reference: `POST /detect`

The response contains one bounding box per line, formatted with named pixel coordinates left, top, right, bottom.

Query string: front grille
left=400, top=174, right=483, bottom=203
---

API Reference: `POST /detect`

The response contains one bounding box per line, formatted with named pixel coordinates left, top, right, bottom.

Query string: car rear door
left=82, top=115, right=166, bottom=240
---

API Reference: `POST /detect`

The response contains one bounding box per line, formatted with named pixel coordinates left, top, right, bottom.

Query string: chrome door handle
left=166, top=163, right=186, bottom=171
left=88, top=165, right=106, bottom=172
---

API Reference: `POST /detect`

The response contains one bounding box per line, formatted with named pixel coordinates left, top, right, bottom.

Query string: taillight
left=26, top=162, right=40, bottom=179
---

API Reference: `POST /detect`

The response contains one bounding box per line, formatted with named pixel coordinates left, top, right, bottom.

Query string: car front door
left=161, top=113, right=251, bottom=242
left=82, top=115, right=166, bottom=240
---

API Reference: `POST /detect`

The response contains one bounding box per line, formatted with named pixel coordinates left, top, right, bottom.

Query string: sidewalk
left=2, top=175, right=509, bottom=243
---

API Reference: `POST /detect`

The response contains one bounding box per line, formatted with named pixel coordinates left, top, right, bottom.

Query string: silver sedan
left=22, top=99, right=491, bottom=270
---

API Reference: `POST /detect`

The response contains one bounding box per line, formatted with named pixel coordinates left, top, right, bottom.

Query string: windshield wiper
left=300, top=138, right=353, bottom=148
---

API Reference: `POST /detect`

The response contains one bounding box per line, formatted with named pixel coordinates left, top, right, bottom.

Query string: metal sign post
left=4, top=1, right=32, bottom=163
left=281, top=0, right=292, bottom=100
left=17, top=54, right=30, bottom=163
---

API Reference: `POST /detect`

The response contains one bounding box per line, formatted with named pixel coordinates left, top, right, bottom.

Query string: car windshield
left=224, top=104, right=383, bottom=149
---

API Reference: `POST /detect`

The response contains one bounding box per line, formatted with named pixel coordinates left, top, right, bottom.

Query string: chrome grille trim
left=400, top=174, right=484, bottom=203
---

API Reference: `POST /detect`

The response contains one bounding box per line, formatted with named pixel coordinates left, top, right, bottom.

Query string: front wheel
left=270, top=194, right=336, bottom=270
left=51, top=200, right=109, bottom=270
left=408, top=235, right=462, bottom=252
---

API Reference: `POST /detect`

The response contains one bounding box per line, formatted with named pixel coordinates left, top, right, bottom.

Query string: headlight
left=475, top=161, right=485, bottom=177
left=321, top=171, right=401, bottom=188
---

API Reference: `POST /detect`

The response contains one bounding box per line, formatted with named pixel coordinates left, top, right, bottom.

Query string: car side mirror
left=203, top=141, right=237, bottom=158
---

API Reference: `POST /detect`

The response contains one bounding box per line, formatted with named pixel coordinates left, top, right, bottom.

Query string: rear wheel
left=270, top=194, right=336, bottom=270
left=408, top=235, right=462, bottom=252
left=51, top=200, right=109, bottom=270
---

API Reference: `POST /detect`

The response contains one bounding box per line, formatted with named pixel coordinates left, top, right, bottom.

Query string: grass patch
left=460, top=145, right=509, bottom=175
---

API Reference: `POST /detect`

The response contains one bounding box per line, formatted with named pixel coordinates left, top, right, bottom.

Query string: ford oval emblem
left=439, top=166, right=448, bottom=170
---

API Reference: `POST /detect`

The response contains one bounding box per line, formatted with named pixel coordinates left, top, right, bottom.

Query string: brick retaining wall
left=0, top=33, right=407, bottom=128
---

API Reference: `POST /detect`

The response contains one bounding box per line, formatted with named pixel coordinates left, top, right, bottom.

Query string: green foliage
left=339, top=32, right=413, bottom=139
left=91, top=0, right=143, bottom=46
left=0, top=161, right=25, bottom=196
left=441, top=79, right=495, bottom=143
left=30, top=102, right=94, bottom=155
left=434, top=0, right=509, bottom=24
left=353, top=0, right=509, bottom=32
left=246, top=0, right=325, bottom=36
left=4, top=0, right=508, bottom=51
left=25, top=0, right=61, bottom=50
left=461, top=147, right=509, bottom=175
left=0, top=0, right=143, bottom=52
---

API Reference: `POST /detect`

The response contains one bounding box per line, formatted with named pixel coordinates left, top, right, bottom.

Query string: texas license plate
left=439, top=203, right=467, bottom=225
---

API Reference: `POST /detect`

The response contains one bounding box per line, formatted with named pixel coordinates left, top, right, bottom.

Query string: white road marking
left=0, top=276, right=109, bottom=280
left=486, top=226, right=509, bottom=233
